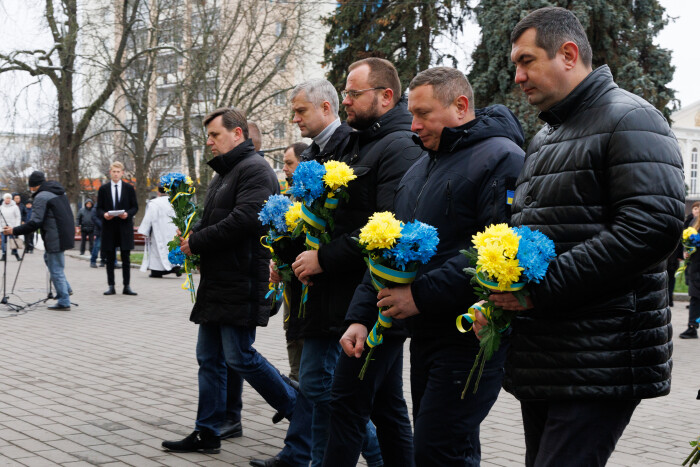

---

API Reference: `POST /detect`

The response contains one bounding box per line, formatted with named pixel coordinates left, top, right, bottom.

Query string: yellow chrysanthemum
left=323, top=161, right=357, bottom=191
left=285, top=202, right=303, bottom=232
left=476, top=243, right=509, bottom=277
left=185, top=176, right=193, bottom=186
left=472, top=223, right=511, bottom=251
left=683, top=227, right=698, bottom=241
left=359, top=212, right=403, bottom=250
left=494, top=258, right=524, bottom=290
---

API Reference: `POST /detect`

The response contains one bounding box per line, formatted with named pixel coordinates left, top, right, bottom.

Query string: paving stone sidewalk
left=0, top=251, right=697, bottom=466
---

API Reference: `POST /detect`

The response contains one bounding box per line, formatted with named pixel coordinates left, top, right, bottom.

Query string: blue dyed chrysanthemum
left=160, top=172, right=187, bottom=189
left=259, top=194, right=293, bottom=234
left=384, top=220, right=439, bottom=270
left=290, top=161, right=326, bottom=205
left=168, top=246, right=186, bottom=266
left=689, top=233, right=700, bottom=248
left=513, top=226, right=556, bottom=283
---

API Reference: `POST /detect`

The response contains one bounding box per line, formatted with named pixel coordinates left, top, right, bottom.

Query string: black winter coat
left=346, top=105, right=525, bottom=347
left=14, top=181, right=75, bottom=253
left=301, top=98, right=424, bottom=338
left=189, top=139, right=279, bottom=327
left=505, top=66, right=685, bottom=401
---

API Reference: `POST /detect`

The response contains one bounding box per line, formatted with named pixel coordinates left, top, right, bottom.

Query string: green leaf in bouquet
left=463, top=267, right=477, bottom=276
left=321, top=232, right=332, bottom=243
left=460, top=248, right=478, bottom=263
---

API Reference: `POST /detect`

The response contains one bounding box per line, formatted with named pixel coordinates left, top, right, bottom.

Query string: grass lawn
left=675, top=270, right=688, bottom=293
left=130, top=252, right=143, bottom=265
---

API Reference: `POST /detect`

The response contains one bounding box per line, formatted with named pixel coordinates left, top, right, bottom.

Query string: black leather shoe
left=162, top=430, right=220, bottom=454
left=48, top=304, right=71, bottom=310
left=249, top=457, right=291, bottom=467
left=123, top=286, right=138, bottom=296
left=103, top=286, right=116, bottom=295
left=218, top=420, right=242, bottom=440
left=680, top=326, right=698, bottom=339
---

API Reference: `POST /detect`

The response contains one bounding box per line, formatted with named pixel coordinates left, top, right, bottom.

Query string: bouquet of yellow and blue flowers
left=356, top=212, right=439, bottom=379
left=258, top=195, right=302, bottom=309
left=677, top=226, right=700, bottom=276
left=290, top=160, right=357, bottom=317
left=161, top=172, right=200, bottom=302
left=457, top=223, right=555, bottom=396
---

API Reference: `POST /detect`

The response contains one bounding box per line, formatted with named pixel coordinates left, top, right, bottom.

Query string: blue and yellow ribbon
left=301, top=203, right=327, bottom=231
left=475, top=273, right=525, bottom=292
left=324, top=196, right=339, bottom=210
left=366, top=311, right=393, bottom=348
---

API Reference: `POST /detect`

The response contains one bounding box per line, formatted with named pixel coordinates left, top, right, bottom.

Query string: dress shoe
left=13, top=251, right=20, bottom=261
left=249, top=457, right=291, bottom=467
left=123, top=286, right=138, bottom=295
left=679, top=326, right=698, bottom=339
left=90, top=262, right=97, bottom=268
left=218, top=420, right=242, bottom=440
left=162, top=429, right=220, bottom=454
left=48, top=304, right=71, bottom=310
left=104, top=286, right=116, bottom=295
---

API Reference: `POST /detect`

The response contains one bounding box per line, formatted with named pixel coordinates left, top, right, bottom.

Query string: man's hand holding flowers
left=340, top=323, right=370, bottom=358
left=377, top=285, right=419, bottom=319
left=292, top=250, right=322, bottom=285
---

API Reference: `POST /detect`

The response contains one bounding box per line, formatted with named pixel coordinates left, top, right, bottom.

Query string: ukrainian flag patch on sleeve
left=506, top=190, right=514, bottom=205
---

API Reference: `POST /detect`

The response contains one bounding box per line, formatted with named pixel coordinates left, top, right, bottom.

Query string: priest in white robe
left=138, top=188, right=179, bottom=278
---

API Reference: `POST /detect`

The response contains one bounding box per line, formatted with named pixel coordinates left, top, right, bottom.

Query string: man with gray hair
left=252, top=78, right=384, bottom=467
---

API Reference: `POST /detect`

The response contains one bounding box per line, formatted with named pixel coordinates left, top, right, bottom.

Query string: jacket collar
left=207, top=139, right=256, bottom=175
left=539, top=65, right=617, bottom=127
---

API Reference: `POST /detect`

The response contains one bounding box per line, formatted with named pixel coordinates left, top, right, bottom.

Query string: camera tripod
left=0, top=209, right=26, bottom=312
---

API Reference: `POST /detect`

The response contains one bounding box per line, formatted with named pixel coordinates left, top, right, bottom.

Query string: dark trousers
left=105, top=248, right=130, bottom=286
left=80, top=231, right=94, bottom=255
left=689, top=296, right=700, bottom=328
left=667, top=258, right=679, bottom=305
left=411, top=338, right=506, bottom=467
left=324, top=338, right=414, bottom=467
left=24, top=233, right=33, bottom=251
left=226, top=367, right=243, bottom=422
left=521, top=398, right=640, bottom=467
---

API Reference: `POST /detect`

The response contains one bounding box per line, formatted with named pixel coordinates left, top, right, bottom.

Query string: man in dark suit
left=96, top=161, right=139, bottom=295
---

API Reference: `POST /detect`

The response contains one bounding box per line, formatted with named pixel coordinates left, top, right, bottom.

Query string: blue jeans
left=90, top=236, right=101, bottom=264
left=411, top=339, right=507, bottom=467
left=299, top=337, right=383, bottom=467
left=195, top=323, right=297, bottom=431
left=1, top=233, right=18, bottom=254
left=44, top=251, right=70, bottom=307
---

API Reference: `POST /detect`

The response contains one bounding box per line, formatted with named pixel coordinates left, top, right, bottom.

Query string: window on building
left=692, top=148, right=698, bottom=194
left=273, top=91, right=286, bottom=106
left=273, top=121, right=286, bottom=139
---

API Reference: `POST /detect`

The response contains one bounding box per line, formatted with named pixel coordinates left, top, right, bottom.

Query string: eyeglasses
left=341, top=87, right=387, bottom=100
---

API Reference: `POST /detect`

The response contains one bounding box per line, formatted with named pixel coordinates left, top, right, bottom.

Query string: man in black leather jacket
left=476, top=7, right=685, bottom=466
left=329, top=67, right=525, bottom=466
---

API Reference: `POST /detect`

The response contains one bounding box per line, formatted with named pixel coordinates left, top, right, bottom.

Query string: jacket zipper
left=412, top=155, right=438, bottom=221
left=445, top=179, right=452, bottom=216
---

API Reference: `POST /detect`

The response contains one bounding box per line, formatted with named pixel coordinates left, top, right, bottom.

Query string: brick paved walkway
left=0, top=251, right=697, bottom=466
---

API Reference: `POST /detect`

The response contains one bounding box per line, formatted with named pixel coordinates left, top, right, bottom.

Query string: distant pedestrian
left=96, top=161, right=139, bottom=296
left=77, top=198, right=96, bottom=256
left=0, top=193, right=22, bottom=261
left=138, top=186, right=179, bottom=278
left=23, top=201, right=34, bottom=253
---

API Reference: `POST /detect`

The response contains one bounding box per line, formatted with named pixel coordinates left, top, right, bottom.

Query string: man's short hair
left=511, top=7, right=593, bottom=67
left=291, top=79, right=340, bottom=116
left=203, top=107, right=249, bottom=139
left=285, top=142, right=309, bottom=160
left=248, top=122, right=262, bottom=151
left=110, top=161, right=124, bottom=171
left=348, top=58, right=402, bottom=105
left=409, top=67, right=474, bottom=110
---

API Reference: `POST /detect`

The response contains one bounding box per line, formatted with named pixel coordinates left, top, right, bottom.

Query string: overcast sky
left=0, top=0, right=698, bottom=132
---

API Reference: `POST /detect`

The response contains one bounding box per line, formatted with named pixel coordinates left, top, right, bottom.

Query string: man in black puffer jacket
left=479, top=8, right=685, bottom=467
left=161, top=108, right=301, bottom=457
left=330, top=67, right=525, bottom=467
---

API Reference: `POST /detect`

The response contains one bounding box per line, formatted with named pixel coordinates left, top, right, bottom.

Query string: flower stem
left=359, top=347, right=375, bottom=380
